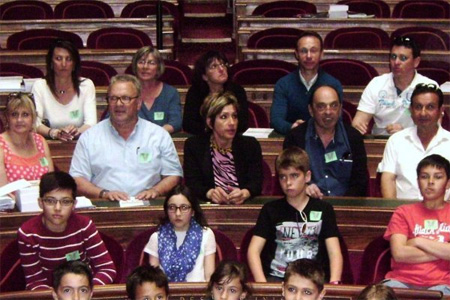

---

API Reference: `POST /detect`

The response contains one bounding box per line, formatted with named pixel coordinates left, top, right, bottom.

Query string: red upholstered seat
left=261, top=159, right=273, bottom=196
left=212, top=229, right=238, bottom=264
left=417, top=60, right=450, bottom=85
left=358, top=235, right=391, bottom=284
left=247, top=28, right=303, bottom=49
left=229, top=59, right=297, bottom=85
left=342, top=100, right=358, bottom=125
left=87, top=27, right=152, bottom=49
left=54, top=0, right=114, bottom=19
left=98, top=232, right=125, bottom=284
left=324, top=27, right=390, bottom=49
left=125, top=60, right=192, bottom=85
left=392, top=0, right=450, bottom=19
left=6, top=29, right=84, bottom=50
left=0, top=62, right=44, bottom=78
left=247, top=101, right=269, bottom=128
left=337, top=0, right=390, bottom=18
left=391, top=27, right=450, bottom=51
left=0, top=239, right=25, bottom=292
left=319, top=59, right=379, bottom=86
left=252, top=0, right=317, bottom=17
left=81, top=61, right=118, bottom=86
left=0, top=0, right=53, bottom=20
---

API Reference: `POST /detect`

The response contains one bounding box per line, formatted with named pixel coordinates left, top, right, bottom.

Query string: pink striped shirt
left=18, top=213, right=116, bottom=290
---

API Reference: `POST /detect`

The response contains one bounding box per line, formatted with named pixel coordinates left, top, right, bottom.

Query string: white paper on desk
left=119, top=198, right=147, bottom=207
left=75, top=196, right=95, bottom=209
left=243, top=128, right=274, bottom=139
left=0, top=179, right=31, bottom=196
left=0, top=76, right=23, bottom=91
left=0, top=195, right=15, bottom=210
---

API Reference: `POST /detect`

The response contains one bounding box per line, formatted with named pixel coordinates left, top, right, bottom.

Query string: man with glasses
left=70, top=74, right=182, bottom=201
left=271, top=31, right=343, bottom=135
left=379, top=83, right=450, bottom=200
left=353, top=36, right=438, bottom=135
left=17, top=172, right=116, bottom=290
left=284, top=85, right=368, bottom=198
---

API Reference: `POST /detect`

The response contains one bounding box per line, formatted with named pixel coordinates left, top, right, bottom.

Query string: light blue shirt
left=70, top=118, right=183, bottom=196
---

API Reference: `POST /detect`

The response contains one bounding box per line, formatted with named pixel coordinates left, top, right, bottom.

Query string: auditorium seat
left=417, top=60, right=450, bottom=85
left=324, top=27, right=390, bottom=50
left=247, top=101, right=269, bottom=128
left=319, top=59, right=379, bottom=86
left=337, top=0, right=390, bottom=18
left=54, top=0, right=114, bottom=19
left=6, top=29, right=84, bottom=50
left=391, top=27, right=450, bottom=51
left=0, top=62, right=44, bottom=78
left=342, top=100, right=358, bottom=124
left=0, top=239, right=25, bottom=292
left=261, top=159, right=273, bottom=196
left=229, top=59, right=297, bottom=85
left=442, top=111, right=450, bottom=132
left=212, top=228, right=238, bottom=264
left=125, top=60, right=192, bottom=85
left=98, top=232, right=125, bottom=284
left=87, top=27, right=152, bottom=49
left=358, top=235, right=391, bottom=285
left=392, top=0, right=450, bottom=19
left=247, top=28, right=303, bottom=49
left=0, top=0, right=53, bottom=20
left=81, top=61, right=118, bottom=86
left=252, top=0, right=317, bottom=17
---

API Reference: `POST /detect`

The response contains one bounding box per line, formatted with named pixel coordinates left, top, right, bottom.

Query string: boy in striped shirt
left=18, top=171, right=116, bottom=290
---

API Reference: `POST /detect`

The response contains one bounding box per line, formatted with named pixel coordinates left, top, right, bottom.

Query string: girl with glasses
left=143, top=185, right=216, bottom=282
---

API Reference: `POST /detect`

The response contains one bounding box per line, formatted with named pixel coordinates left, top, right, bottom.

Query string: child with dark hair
left=282, top=258, right=326, bottom=300
left=144, top=184, right=216, bottom=282
left=52, top=260, right=93, bottom=300
left=207, top=260, right=251, bottom=300
left=383, top=154, right=450, bottom=295
left=126, top=265, right=169, bottom=300
left=357, top=284, right=398, bottom=300
left=18, top=171, right=116, bottom=290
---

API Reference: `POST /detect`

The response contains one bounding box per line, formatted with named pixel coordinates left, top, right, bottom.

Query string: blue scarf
left=158, top=219, right=203, bottom=282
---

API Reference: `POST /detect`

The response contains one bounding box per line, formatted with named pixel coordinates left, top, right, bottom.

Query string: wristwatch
left=99, top=189, right=110, bottom=199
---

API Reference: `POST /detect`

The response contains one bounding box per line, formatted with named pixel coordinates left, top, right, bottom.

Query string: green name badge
left=138, top=152, right=152, bottom=163
left=424, top=219, right=439, bottom=230
left=324, top=151, right=338, bottom=163
left=310, top=211, right=322, bottom=221
left=154, top=112, right=165, bottom=121
left=39, top=157, right=49, bottom=167
left=70, top=109, right=80, bottom=119
left=65, top=250, right=81, bottom=261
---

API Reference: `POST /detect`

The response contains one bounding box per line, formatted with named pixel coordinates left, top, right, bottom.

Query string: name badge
left=40, top=157, right=49, bottom=167
left=70, top=110, right=80, bottom=119
left=138, top=152, right=152, bottom=163
left=310, top=211, right=322, bottom=221
left=65, top=250, right=81, bottom=261
left=154, top=112, right=164, bottom=121
left=424, top=220, right=439, bottom=230
left=324, top=151, right=337, bottom=163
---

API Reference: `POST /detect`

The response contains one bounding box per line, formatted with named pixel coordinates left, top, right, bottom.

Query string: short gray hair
left=108, top=74, right=142, bottom=97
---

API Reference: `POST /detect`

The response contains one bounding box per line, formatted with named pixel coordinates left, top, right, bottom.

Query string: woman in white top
left=144, top=185, right=216, bottom=282
left=32, top=39, right=97, bottom=141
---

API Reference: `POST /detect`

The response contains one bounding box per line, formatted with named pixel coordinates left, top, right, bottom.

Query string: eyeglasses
left=167, top=204, right=191, bottom=213
left=106, top=95, right=139, bottom=104
left=415, top=83, right=439, bottom=91
left=137, top=60, right=158, bottom=67
left=42, top=197, right=75, bottom=206
left=394, top=36, right=412, bottom=43
left=8, top=92, right=34, bottom=101
left=208, top=62, right=228, bottom=70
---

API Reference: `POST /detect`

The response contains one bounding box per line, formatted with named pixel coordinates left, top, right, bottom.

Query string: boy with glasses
left=353, top=36, right=438, bottom=135
left=18, top=171, right=116, bottom=290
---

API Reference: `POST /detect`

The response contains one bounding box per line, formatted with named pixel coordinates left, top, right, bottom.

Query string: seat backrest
left=337, top=0, right=390, bottom=18
left=391, top=26, right=450, bottom=51
left=0, top=239, right=26, bottom=292
left=252, top=0, right=317, bottom=17
left=0, top=0, right=53, bottom=20
left=417, top=60, right=450, bottom=85
left=324, top=27, right=390, bottom=49
left=7, top=29, right=84, bottom=50
left=230, top=59, right=297, bottom=85
left=247, top=101, right=270, bottom=128
left=81, top=61, right=118, bottom=86
left=98, top=232, right=125, bottom=284
left=239, top=227, right=255, bottom=281
left=261, top=159, right=273, bottom=196
left=160, top=60, right=192, bottom=85
left=212, top=229, right=238, bottom=264
left=339, top=237, right=354, bottom=284
left=392, top=0, right=450, bottom=19
left=342, top=100, right=357, bottom=125
left=358, top=235, right=391, bottom=285
left=247, top=28, right=303, bottom=49
left=0, top=62, right=44, bottom=78
left=121, top=0, right=179, bottom=18
left=54, top=0, right=114, bottom=19
left=87, top=27, right=152, bottom=49
left=442, top=110, right=450, bottom=132
left=320, top=59, right=379, bottom=86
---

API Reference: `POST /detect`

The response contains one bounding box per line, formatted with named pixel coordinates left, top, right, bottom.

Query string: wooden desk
left=0, top=282, right=444, bottom=299
left=0, top=18, right=174, bottom=49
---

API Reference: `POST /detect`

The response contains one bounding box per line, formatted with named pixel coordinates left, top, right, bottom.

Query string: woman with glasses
left=0, top=93, right=54, bottom=188
left=130, top=46, right=182, bottom=133
left=32, top=39, right=97, bottom=141
left=183, top=51, right=249, bottom=135
left=184, top=92, right=262, bottom=204
left=143, top=185, right=216, bottom=282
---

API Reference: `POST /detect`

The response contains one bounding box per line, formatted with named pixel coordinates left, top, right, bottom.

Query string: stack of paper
left=329, top=4, right=348, bottom=18
left=16, top=180, right=41, bottom=212
left=75, top=196, right=95, bottom=209
left=0, top=195, right=15, bottom=210
left=0, top=76, right=23, bottom=91
left=243, top=128, right=274, bottom=139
